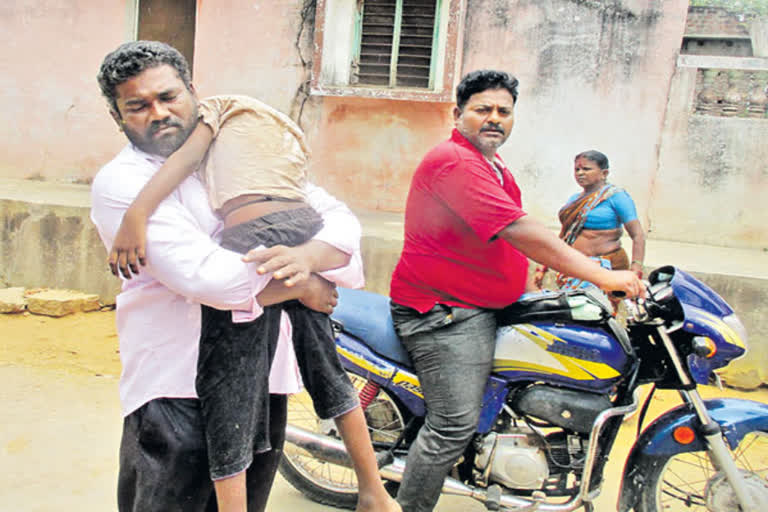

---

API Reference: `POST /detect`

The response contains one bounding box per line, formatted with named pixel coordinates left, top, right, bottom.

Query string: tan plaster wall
left=0, top=1, right=129, bottom=182
left=651, top=56, right=768, bottom=249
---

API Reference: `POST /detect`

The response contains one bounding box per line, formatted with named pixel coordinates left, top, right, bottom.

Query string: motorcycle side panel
left=493, top=322, right=631, bottom=393
left=336, top=332, right=426, bottom=416
left=617, top=398, right=768, bottom=511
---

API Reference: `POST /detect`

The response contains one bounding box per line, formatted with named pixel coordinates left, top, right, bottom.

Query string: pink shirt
left=91, top=144, right=364, bottom=416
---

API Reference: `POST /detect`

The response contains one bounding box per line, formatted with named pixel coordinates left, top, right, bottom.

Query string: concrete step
left=2, top=178, right=767, bottom=387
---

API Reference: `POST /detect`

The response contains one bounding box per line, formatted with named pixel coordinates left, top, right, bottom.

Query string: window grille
left=353, top=0, right=440, bottom=89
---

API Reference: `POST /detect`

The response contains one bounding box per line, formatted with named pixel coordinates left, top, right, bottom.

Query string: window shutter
left=396, top=0, right=436, bottom=88
left=355, top=0, right=437, bottom=89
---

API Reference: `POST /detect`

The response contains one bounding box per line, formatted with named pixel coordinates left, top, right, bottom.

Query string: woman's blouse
left=564, top=189, right=638, bottom=230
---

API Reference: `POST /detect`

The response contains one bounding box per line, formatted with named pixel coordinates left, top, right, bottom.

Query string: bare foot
left=356, top=494, right=401, bottom=512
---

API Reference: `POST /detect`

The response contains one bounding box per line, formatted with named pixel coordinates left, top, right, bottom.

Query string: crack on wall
left=290, top=0, right=317, bottom=129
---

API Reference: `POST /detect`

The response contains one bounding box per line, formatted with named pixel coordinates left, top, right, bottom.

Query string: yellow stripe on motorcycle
left=336, top=346, right=395, bottom=380
left=391, top=371, right=423, bottom=398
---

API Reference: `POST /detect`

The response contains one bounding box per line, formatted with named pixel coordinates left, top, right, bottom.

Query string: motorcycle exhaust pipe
left=285, top=425, right=583, bottom=512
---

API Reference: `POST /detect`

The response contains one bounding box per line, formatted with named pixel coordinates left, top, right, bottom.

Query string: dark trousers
left=197, top=206, right=357, bottom=480
left=391, top=302, right=497, bottom=512
left=117, top=395, right=287, bottom=512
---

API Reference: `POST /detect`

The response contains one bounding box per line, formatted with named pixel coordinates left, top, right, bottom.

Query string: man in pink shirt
left=91, top=42, right=365, bottom=511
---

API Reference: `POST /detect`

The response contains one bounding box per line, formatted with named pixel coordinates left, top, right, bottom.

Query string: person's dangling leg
left=244, top=394, right=288, bottom=512
left=197, top=304, right=283, bottom=512
left=285, top=301, right=401, bottom=512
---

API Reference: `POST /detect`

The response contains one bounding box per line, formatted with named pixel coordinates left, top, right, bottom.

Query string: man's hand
left=598, top=270, right=645, bottom=299
left=108, top=208, right=149, bottom=279
left=242, top=244, right=316, bottom=287
left=298, top=274, right=339, bottom=314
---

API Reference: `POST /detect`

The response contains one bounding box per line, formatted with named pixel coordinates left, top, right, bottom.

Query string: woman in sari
left=534, top=150, right=645, bottom=291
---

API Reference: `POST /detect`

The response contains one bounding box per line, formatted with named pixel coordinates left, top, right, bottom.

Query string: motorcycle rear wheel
left=637, top=430, right=768, bottom=511
left=278, top=372, right=409, bottom=509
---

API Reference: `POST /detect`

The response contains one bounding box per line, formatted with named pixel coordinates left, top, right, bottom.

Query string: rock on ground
left=25, top=289, right=101, bottom=317
left=0, top=287, right=27, bottom=313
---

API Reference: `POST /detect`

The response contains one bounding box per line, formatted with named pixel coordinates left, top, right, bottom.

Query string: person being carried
left=534, top=150, right=645, bottom=293
left=108, top=92, right=399, bottom=512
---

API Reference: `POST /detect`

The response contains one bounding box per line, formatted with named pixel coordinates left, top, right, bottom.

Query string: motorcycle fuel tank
left=493, top=322, right=631, bottom=393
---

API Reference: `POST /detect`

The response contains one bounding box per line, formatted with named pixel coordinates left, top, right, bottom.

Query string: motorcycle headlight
left=722, top=313, right=748, bottom=350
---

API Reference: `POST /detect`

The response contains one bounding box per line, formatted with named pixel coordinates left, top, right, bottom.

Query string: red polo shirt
left=390, top=129, right=528, bottom=312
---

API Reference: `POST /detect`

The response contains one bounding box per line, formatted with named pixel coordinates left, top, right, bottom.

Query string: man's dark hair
left=97, top=40, right=192, bottom=114
left=455, top=70, right=519, bottom=110
left=575, top=150, right=610, bottom=170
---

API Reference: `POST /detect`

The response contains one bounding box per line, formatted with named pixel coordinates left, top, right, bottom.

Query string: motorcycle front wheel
left=278, top=372, right=410, bottom=509
left=637, top=429, right=768, bottom=511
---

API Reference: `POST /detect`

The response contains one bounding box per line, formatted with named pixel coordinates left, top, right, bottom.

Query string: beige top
left=197, top=95, right=309, bottom=210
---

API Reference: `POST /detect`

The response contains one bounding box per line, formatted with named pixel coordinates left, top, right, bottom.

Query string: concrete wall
left=652, top=54, right=768, bottom=249
left=0, top=178, right=119, bottom=302
left=308, top=97, right=453, bottom=211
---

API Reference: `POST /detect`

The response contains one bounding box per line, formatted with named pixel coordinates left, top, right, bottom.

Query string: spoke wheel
left=638, top=430, right=768, bottom=511
left=279, top=372, right=408, bottom=509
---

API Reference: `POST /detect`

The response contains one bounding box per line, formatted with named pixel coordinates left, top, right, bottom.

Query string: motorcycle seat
left=496, top=288, right=613, bottom=325
left=333, top=287, right=412, bottom=366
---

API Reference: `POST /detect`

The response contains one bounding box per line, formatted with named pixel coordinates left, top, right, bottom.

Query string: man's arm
left=242, top=182, right=365, bottom=291
left=257, top=271, right=339, bottom=314
left=92, top=164, right=362, bottom=314
left=498, top=216, right=644, bottom=297
left=625, top=219, right=646, bottom=277
left=108, top=122, right=214, bottom=277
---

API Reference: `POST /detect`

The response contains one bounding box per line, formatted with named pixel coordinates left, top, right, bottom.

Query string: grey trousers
left=390, top=302, right=497, bottom=512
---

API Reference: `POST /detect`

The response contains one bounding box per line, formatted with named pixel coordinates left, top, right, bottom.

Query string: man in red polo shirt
left=389, top=70, right=643, bottom=512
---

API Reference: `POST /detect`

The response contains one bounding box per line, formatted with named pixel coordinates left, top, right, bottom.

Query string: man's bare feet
left=356, top=494, right=401, bottom=512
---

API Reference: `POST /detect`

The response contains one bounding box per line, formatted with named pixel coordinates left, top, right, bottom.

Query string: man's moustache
left=481, top=126, right=504, bottom=134
left=149, top=121, right=182, bottom=135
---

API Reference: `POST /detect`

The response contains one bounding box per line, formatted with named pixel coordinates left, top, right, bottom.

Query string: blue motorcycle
left=280, top=266, right=768, bottom=511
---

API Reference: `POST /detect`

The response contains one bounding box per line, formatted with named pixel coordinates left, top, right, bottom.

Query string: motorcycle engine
left=474, top=429, right=549, bottom=489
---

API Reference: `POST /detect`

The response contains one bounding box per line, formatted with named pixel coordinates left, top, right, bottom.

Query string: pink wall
left=0, top=2, right=129, bottom=182
left=193, top=0, right=308, bottom=118
left=309, top=97, right=453, bottom=211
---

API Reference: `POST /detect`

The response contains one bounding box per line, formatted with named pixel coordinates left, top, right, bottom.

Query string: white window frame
left=311, top=0, right=465, bottom=102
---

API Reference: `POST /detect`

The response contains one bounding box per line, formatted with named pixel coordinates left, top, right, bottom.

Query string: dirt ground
left=1, top=310, right=767, bottom=511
